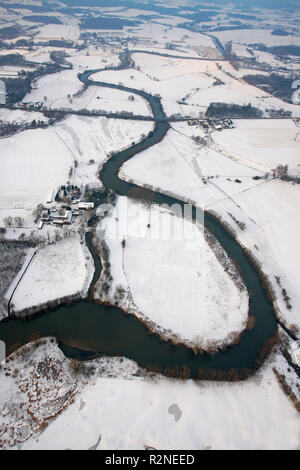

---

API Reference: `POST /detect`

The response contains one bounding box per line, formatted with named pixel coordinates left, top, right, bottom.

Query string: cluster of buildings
left=187, top=118, right=234, bottom=131
left=17, top=101, right=43, bottom=111
left=293, top=117, right=300, bottom=127
left=38, top=201, right=94, bottom=229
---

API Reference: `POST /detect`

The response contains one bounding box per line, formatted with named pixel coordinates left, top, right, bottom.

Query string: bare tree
left=14, top=216, right=24, bottom=228
left=33, top=203, right=45, bottom=223
left=3, top=216, right=13, bottom=228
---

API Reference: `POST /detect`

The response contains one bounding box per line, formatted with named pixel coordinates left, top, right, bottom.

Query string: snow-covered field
left=128, top=22, right=219, bottom=55
left=212, top=119, right=300, bottom=170
left=91, top=54, right=300, bottom=117
left=211, top=179, right=300, bottom=336
left=67, top=46, right=121, bottom=70
left=24, top=46, right=77, bottom=64
left=0, top=65, right=33, bottom=77
left=0, top=338, right=298, bottom=450
left=0, top=113, right=153, bottom=210
left=0, top=108, right=48, bottom=125
left=132, top=52, right=216, bottom=80
left=120, top=120, right=300, bottom=336
left=232, top=43, right=254, bottom=59
left=91, top=58, right=219, bottom=117
left=185, top=64, right=300, bottom=117
left=0, top=4, right=299, bottom=452
left=0, top=127, right=73, bottom=209
left=10, top=237, right=94, bottom=315
left=213, top=29, right=300, bottom=47
left=55, top=116, right=153, bottom=188
left=121, top=125, right=261, bottom=208
left=25, top=363, right=299, bottom=450
left=21, top=45, right=118, bottom=70
left=23, top=69, right=83, bottom=107
left=48, top=85, right=152, bottom=116
left=34, top=24, right=80, bottom=41
left=94, top=196, right=249, bottom=351
left=21, top=47, right=149, bottom=114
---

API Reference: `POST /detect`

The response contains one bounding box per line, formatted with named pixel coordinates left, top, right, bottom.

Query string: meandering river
left=0, top=50, right=279, bottom=380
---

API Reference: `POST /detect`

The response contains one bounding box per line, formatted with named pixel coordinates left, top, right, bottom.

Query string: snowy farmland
left=0, top=338, right=299, bottom=450
left=213, top=29, right=300, bottom=48
left=121, top=125, right=261, bottom=208
left=23, top=69, right=83, bottom=108
left=210, top=121, right=300, bottom=334
left=24, top=363, right=299, bottom=450
left=48, top=85, right=152, bottom=116
left=121, top=120, right=300, bottom=336
left=0, top=127, right=73, bottom=209
left=0, top=115, right=153, bottom=210
left=55, top=116, right=154, bottom=188
left=127, top=22, right=220, bottom=58
left=0, top=108, right=48, bottom=125
left=91, top=54, right=300, bottom=117
left=34, top=24, right=80, bottom=42
left=211, top=179, right=300, bottom=336
left=91, top=55, right=220, bottom=117
left=94, top=196, right=249, bottom=352
left=212, top=119, right=300, bottom=170
left=184, top=64, right=300, bottom=117
left=10, top=237, right=94, bottom=315
left=0, top=0, right=299, bottom=452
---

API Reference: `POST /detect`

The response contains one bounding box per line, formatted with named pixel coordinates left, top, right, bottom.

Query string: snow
left=212, top=120, right=300, bottom=170
left=232, top=43, right=254, bottom=59
left=55, top=116, right=154, bottom=188
left=203, top=120, right=300, bottom=333
left=34, top=24, right=80, bottom=41
left=50, top=85, right=152, bottom=116
left=184, top=65, right=300, bottom=117
left=212, top=180, right=300, bottom=335
left=128, top=22, right=218, bottom=54
left=23, top=47, right=77, bottom=64
left=0, top=65, right=33, bottom=77
left=21, top=48, right=151, bottom=114
left=120, top=120, right=300, bottom=335
left=0, top=338, right=82, bottom=448
left=0, top=127, right=73, bottom=209
left=0, top=108, right=48, bottom=124
left=132, top=52, right=217, bottom=80
left=121, top=126, right=260, bottom=209
left=17, top=345, right=300, bottom=450
left=10, top=237, right=94, bottom=314
left=289, top=341, right=300, bottom=367
left=91, top=54, right=300, bottom=118
left=151, top=16, right=192, bottom=26
left=94, top=196, right=249, bottom=351
left=0, top=5, right=299, bottom=451
left=23, top=69, right=83, bottom=107
left=0, top=337, right=298, bottom=450
left=103, top=8, right=160, bottom=18
left=4, top=247, right=35, bottom=306
left=67, top=46, right=120, bottom=70
left=91, top=54, right=220, bottom=118
left=213, top=29, right=300, bottom=47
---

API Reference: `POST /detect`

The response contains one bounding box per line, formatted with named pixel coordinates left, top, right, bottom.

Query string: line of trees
left=3, top=216, right=24, bottom=228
